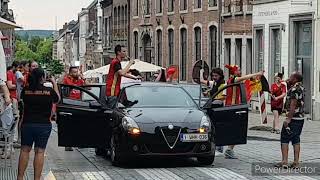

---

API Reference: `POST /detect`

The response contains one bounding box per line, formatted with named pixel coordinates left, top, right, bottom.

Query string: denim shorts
left=21, top=123, right=52, bottom=149
left=280, top=120, right=304, bottom=145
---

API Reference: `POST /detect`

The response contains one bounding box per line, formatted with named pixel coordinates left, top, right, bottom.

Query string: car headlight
left=199, top=116, right=211, bottom=133
left=122, top=116, right=140, bottom=135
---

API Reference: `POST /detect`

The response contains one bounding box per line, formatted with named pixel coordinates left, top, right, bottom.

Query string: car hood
left=125, top=108, right=205, bottom=124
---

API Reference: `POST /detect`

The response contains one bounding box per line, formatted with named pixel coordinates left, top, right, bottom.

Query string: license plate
left=180, top=134, right=208, bottom=142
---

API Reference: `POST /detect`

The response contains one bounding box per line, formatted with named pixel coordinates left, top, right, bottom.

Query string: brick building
left=222, top=0, right=253, bottom=76
left=101, top=0, right=129, bottom=65
left=130, top=0, right=219, bottom=82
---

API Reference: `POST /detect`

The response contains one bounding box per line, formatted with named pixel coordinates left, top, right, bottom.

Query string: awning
left=83, top=59, right=163, bottom=78
left=0, top=17, right=21, bottom=29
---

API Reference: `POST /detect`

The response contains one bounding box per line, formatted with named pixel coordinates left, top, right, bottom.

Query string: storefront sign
left=257, top=10, right=279, bottom=16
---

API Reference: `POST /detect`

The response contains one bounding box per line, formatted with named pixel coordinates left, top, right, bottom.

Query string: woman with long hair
left=17, top=68, right=60, bottom=180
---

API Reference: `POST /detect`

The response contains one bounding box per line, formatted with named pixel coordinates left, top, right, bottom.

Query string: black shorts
left=21, top=123, right=52, bottom=149
left=280, top=120, right=304, bottom=145
left=271, top=108, right=283, bottom=114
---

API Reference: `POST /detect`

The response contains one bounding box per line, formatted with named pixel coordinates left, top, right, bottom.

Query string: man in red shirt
left=63, top=66, right=86, bottom=100
left=106, top=45, right=139, bottom=106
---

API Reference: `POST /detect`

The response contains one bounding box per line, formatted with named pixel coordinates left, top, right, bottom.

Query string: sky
left=10, top=0, right=93, bottom=30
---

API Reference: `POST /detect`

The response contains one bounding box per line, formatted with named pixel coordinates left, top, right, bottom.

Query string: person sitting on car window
left=106, top=45, right=140, bottom=108
left=200, top=68, right=226, bottom=100
left=17, top=68, right=60, bottom=180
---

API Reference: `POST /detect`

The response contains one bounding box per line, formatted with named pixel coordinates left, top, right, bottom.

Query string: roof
left=0, top=17, right=21, bottom=29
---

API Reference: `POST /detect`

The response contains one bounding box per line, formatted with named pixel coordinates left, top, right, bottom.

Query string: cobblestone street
left=1, top=112, right=319, bottom=180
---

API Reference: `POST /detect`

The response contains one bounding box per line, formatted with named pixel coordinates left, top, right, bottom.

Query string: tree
left=36, top=39, right=53, bottom=64
left=28, top=36, right=41, bottom=52
left=46, top=59, right=64, bottom=75
left=15, top=40, right=38, bottom=61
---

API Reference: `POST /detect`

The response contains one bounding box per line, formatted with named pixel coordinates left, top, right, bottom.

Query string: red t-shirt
left=225, top=77, right=241, bottom=106
left=271, top=83, right=286, bottom=109
left=7, top=70, right=17, bottom=99
left=63, top=75, right=85, bottom=100
left=106, top=58, right=122, bottom=96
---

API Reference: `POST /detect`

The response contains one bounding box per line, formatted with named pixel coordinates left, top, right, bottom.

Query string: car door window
left=61, top=86, right=99, bottom=107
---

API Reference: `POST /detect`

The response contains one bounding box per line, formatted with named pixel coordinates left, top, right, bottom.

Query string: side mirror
left=89, top=101, right=102, bottom=109
left=117, top=103, right=126, bottom=109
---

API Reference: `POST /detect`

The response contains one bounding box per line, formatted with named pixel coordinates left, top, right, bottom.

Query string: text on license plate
left=180, top=134, right=208, bottom=142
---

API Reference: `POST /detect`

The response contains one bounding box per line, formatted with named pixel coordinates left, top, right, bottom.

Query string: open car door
left=205, top=83, right=249, bottom=146
left=57, top=84, right=112, bottom=148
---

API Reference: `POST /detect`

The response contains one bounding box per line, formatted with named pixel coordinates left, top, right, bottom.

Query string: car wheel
left=95, top=148, right=107, bottom=156
left=197, top=155, right=215, bottom=166
left=110, top=135, right=124, bottom=166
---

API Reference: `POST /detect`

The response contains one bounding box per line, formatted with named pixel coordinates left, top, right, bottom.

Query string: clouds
left=10, top=0, right=92, bottom=30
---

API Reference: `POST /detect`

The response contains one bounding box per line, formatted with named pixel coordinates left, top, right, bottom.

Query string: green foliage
left=46, top=59, right=64, bottom=75
left=15, top=40, right=39, bottom=61
left=15, top=37, right=62, bottom=75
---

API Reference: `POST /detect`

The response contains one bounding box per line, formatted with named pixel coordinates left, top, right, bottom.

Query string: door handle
left=59, top=112, right=73, bottom=116
left=235, top=111, right=247, bottom=114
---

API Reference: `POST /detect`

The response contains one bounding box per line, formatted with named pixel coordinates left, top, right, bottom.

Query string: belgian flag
left=244, top=75, right=270, bottom=101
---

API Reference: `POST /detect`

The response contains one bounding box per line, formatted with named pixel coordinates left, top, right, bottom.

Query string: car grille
left=142, top=126, right=196, bottom=154
left=160, top=127, right=181, bottom=148
left=145, top=143, right=195, bottom=154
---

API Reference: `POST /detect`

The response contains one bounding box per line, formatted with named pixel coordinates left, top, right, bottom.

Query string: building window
left=254, top=28, right=264, bottom=71
left=168, top=0, right=174, bottom=12
left=195, top=0, right=202, bottom=9
left=209, top=0, right=217, bottom=7
left=224, top=39, right=231, bottom=76
left=168, top=29, right=174, bottom=65
left=144, top=0, right=151, bottom=15
left=270, top=27, right=281, bottom=82
left=209, top=26, right=217, bottom=68
left=246, top=39, right=252, bottom=74
left=156, top=30, right=162, bottom=66
left=195, top=27, right=201, bottom=61
left=133, top=0, right=139, bottom=16
left=134, top=32, right=139, bottom=59
left=180, top=28, right=187, bottom=81
left=235, top=39, right=242, bottom=69
left=156, top=0, right=163, bottom=14
left=180, top=0, right=187, bottom=11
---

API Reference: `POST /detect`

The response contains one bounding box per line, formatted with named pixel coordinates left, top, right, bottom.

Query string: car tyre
left=95, top=148, right=107, bottom=156
left=197, top=155, right=215, bottom=166
left=110, top=135, right=125, bottom=166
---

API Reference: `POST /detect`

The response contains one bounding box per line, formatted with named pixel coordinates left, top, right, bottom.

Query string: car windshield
left=119, top=86, right=197, bottom=108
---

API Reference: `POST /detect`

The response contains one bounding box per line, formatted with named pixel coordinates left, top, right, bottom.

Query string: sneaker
left=271, top=129, right=275, bottom=133
left=216, top=146, right=224, bottom=153
left=65, top=147, right=73, bottom=151
left=275, top=129, right=281, bottom=134
left=224, top=149, right=238, bottom=159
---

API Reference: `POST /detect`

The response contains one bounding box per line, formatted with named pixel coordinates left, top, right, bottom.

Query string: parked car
left=57, top=82, right=249, bottom=166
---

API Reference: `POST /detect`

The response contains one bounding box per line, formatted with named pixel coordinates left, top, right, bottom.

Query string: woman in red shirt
left=270, top=73, right=286, bottom=134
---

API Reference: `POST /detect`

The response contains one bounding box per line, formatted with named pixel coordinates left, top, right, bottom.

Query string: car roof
left=122, top=82, right=181, bottom=88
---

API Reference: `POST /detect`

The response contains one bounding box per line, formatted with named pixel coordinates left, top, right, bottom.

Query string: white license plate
left=180, top=134, right=208, bottom=142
